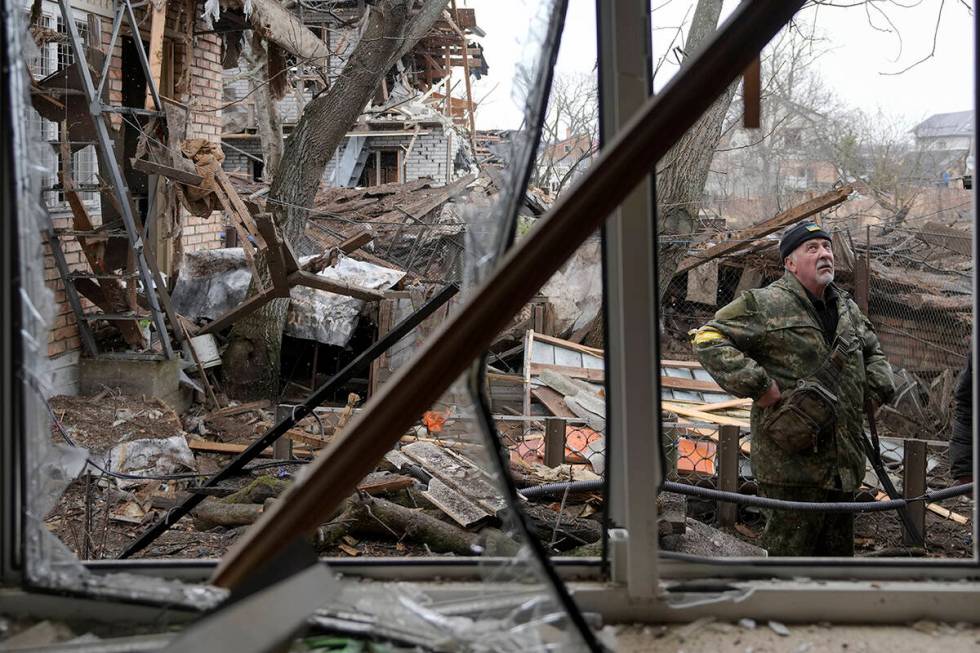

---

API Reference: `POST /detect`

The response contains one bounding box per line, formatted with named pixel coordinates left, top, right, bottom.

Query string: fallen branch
left=315, top=495, right=481, bottom=555
left=193, top=498, right=263, bottom=529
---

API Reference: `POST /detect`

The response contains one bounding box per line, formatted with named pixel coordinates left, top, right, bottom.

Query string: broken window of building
left=5, top=0, right=617, bottom=648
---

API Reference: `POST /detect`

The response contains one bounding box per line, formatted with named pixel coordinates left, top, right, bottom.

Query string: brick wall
left=177, top=9, right=225, bottom=254
left=43, top=2, right=125, bottom=360
left=43, top=0, right=225, bottom=361
left=221, top=136, right=265, bottom=177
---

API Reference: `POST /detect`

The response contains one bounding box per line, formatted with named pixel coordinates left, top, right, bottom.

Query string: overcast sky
left=463, top=0, right=975, bottom=131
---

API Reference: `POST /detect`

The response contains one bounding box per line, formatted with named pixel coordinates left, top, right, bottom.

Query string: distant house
left=538, top=132, right=596, bottom=195
left=910, top=111, right=974, bottom=186
left=912, top=110, right=974, bottom=151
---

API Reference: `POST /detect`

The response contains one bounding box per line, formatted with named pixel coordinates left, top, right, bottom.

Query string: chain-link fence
left=494, top=416, right=605, bottom=474
left=864, top=222, right=972, bottom=441
left=661, top=216, right=973, bottom=446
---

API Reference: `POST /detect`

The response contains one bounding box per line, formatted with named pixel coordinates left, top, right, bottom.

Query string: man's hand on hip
left=756, top=380, right=781, bottom=408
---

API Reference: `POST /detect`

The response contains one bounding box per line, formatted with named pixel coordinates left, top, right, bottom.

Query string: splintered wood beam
left=198, top=289, right=283, bottom=335
left=130, top=157, right=204, bottom=186
left=211, top=0, right=807, bottom=589
left=287, top=270, right=384, bottom=302
left=675, top=184, right=853, bottom=274
left=339, top=231, right=374, bottom=254
left=662, top=401, right=748, bottom=428
left=224, top=0, right=329, bottom=67
left=144, top=0, right=167, bottom=109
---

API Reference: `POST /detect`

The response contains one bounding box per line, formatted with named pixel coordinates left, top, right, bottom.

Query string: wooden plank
left=902, top=439, right=927, bottom=546
left=544, top=418, right=566, bottom=467
left=532, top=332, right=604, bottom=357
left=189, top=440, right=312, bottom=458
left=204, top=400, right=270, bottom=422
left=182, top=323, right=220, bottom=409
left=717, top=425, right=740, bottom=527
left=926, top=502, right=970, bottom=525
left=689, top=397, right=752, bottom=412
left=661, top=359, right=704, bottom=369
left=357, top=473, right=414, bottom=495
left=529, top=362, right=604, bottom=383
left=288, top=270, right=385, bottom=302
left=284, top=428, right=330, bottom=449
left=339, top=231, right=374, bottom=254
left=215, top=168, right=265, bottom=246
left=660, top=376, right=724, bottom=393
left=531, top=386, right=576, bottom=418
left=143, top=0, right=167, bottom=110
left=662, top=401, right=748, bottom=427
left=675, top=185, right=853, bottom=274
left=199, top=290, right=276, bottom=334
left=131, top=157, right=204, bottom=186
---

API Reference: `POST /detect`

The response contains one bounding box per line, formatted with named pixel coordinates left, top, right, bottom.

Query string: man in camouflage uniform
left=692, top=221, right=896, bottom=556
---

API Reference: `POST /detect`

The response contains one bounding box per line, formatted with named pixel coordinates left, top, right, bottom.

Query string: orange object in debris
left=676, top=437, right=716, bottom=475
left=422, top=410, right=447, bottom=434
left=564, top=425, right=603, bottom=465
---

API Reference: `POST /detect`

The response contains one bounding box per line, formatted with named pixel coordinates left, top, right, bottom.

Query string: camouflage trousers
left=758, top=484, right=855, bottom=557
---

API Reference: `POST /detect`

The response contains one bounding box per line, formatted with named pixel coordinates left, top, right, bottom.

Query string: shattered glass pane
left=13, top=0, right=606, bottom=645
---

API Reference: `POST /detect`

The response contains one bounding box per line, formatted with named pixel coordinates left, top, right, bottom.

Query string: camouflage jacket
left=692, top=272, right=896, bottom=490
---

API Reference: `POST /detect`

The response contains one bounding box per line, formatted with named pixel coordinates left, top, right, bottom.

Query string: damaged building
left=219, top=2, right=486, bottom=187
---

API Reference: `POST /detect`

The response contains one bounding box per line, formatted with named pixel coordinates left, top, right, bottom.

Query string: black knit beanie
left=779, top=221, right=831, bottom=261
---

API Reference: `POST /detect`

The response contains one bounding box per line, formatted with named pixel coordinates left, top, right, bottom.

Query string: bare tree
left=654, top=0, right=737, bottom=300
left=532, top=71, right=598, bottom=197
left=222, top=0, right=448, bottom=400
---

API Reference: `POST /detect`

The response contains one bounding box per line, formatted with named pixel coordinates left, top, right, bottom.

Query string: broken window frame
left=1, top=0, right=978, bottom=628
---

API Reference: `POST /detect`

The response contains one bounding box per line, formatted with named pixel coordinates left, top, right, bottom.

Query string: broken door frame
left=2, top=0, right=979, bottom=628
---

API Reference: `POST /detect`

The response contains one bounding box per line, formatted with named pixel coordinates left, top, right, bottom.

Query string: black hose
left=519, top=479, right=975, bottom=513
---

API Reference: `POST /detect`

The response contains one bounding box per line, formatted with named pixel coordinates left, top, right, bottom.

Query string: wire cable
left=518, top=479, right=975, bottom=513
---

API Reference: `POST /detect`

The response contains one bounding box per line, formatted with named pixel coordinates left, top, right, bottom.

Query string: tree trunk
left=222, top=0, right=448, bottom=400
left=314, top=495, right=481, bottom=555
left=245, top=33, right=283, bottom=179
left=654, top=0, right=735, bottom=301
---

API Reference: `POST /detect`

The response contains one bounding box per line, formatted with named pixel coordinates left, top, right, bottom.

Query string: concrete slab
left=79, top=357, right=190, bottom=414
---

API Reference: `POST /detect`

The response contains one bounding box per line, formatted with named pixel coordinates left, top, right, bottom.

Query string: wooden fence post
left=544, top=418, right=567, bottom=468
left=273, top=405, right=294, bottom=461
left=903, top=439, right=927, bottom=546
left=717, top=425, right=740, bottom=528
